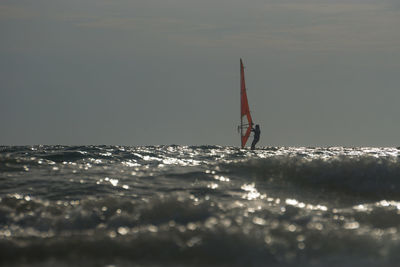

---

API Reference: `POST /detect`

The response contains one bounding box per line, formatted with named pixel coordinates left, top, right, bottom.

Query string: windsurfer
left=251, top=124, right=260, bottom=150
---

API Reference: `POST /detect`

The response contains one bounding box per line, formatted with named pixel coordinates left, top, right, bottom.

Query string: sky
left=1, top=0, right=400, bottom=146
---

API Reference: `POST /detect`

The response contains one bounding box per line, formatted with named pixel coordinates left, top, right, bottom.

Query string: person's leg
left=251, top=137, right=259, bottom=150
left=251, top=139, right=256, bottom=150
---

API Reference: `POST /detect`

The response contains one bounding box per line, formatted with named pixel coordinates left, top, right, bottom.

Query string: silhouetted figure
left=251, top=124, right=260, bottom=150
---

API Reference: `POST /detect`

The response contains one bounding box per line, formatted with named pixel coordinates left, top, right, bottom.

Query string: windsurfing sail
left=239, top=58, right=253, bottom=148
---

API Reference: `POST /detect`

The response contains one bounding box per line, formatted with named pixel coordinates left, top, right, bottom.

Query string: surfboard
left=239, top=59, right=253, bottom=148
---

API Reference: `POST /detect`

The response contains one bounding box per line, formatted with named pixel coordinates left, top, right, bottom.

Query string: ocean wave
left=2, top=146, right=400, bottom=266
left=1, top=192, right=400, bottom=267
left=222, top=155, right=400, bottom=200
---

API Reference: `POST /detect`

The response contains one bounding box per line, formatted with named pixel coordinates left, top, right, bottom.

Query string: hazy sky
left=1, top=0, right=400, bottom=146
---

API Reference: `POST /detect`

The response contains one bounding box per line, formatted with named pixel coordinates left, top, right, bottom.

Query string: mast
left=240, top=59, right=243, bottom=146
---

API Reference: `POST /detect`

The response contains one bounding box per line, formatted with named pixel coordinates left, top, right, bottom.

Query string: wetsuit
left=251, top=125, right=260, bottom=150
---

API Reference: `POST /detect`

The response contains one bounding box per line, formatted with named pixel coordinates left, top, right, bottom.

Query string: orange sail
left=240, top=59, right=253, bottom=148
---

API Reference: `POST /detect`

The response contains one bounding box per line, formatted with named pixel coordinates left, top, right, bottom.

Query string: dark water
left=1, top=145, right=400, bottom=266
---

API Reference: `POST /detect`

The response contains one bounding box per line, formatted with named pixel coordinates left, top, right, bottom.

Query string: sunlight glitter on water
left=241, top=183, right=266, bottom=200
left=2, top=145, right=400, bottom=266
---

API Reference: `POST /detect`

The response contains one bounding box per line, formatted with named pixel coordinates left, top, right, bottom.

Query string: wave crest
left=224, top=155, right=400, bottom=199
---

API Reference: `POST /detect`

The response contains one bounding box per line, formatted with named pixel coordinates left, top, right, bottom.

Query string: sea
left=1, top=145, right=400, bottom=267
